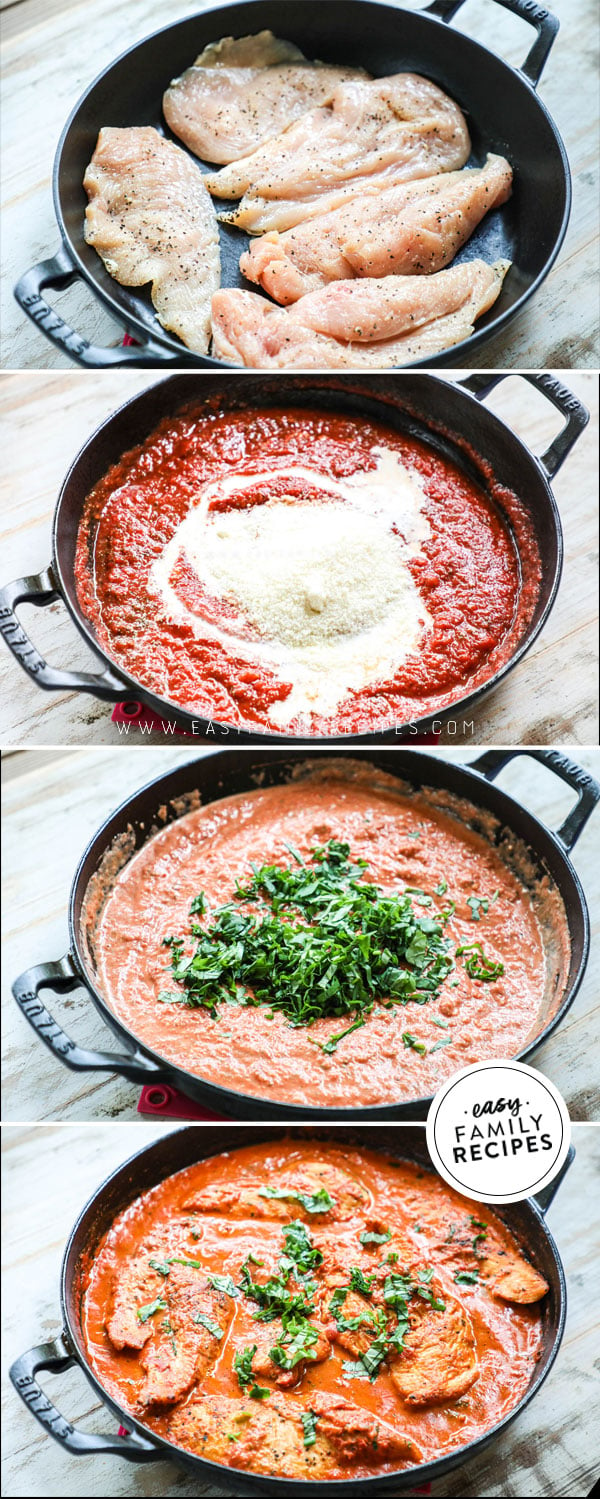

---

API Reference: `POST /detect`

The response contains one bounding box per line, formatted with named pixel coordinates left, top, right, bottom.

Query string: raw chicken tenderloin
left=205, top=73, right=471, bottom=232
left=84, top=126, right=220, bottom=355
left=240, top=155, right=513, bottom=303
left=210, top=259, right=510, bottom=368
left=163, top=31, right=367, bottom=163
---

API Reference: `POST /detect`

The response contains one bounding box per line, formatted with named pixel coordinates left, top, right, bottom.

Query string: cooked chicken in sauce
left=82, top=1141, right=548, bottom=1480
left=163, top=30, right=367, bottom=164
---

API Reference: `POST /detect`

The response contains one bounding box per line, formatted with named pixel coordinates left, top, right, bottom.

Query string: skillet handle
left=10, top=1336, right=159, bottom=1461
left=12, top=953, right=168, bottom=1083
left=532, top=1144, right=575, bottom=1214
left=424, top=0, right=559, bottom=87
left=459, top=372, right=589, bottom=478
left=14, top=245, right=182, bottom=368
left=469, top=748, right=600, bottom=851
left=0, top=567, right=125, bottom=699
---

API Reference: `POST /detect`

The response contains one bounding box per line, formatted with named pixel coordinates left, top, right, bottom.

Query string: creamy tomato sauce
left=86, top=766, right=566, bottom=1108
left=74, top=403, right=540, bottom=735
left=81, top=1140, right=547, bottom=1481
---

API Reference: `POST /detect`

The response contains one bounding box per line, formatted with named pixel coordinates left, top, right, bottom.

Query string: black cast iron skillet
left=11, top=746, right=599, bottom=1121
left=0, top=370, right=589, bottom=744
left=13, top=0, right=570, bottom=369
left=9, top=1124, right=574, bottom=1496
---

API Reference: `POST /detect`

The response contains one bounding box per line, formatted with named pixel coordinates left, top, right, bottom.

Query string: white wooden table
left=2, top=745, right=599, bottom=1122
left=0, top=0, right=598, bottom=370
left=1, top=1121, right=599, bottom=1498
left=0, top=369, right=597, bottom=745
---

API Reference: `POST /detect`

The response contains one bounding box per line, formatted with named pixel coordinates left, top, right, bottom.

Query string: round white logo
left=426, top=1060, right=571, bottom=1203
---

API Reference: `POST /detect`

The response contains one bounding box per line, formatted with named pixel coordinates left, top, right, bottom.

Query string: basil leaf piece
left=208, top=1272, right=240, bottom=1299
left=192, top=1312, right=223, bottom=1339
left=136, top=1297, right=167, bottom=1323
left=301, top=1411, right=318, bottom=1448
left=258, top=1185, right=333, bottom=1214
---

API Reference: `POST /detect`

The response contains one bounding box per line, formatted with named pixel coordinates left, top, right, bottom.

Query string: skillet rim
left=57, top=1120, right=569, bottom=1492
left=49, top=0, right=572, bottom=370
left=65, top=745, right=591, bottom=1120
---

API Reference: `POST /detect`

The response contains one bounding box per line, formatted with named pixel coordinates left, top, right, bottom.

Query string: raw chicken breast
left=240, top=155, right=513, bottom=303
left=210, top=259, right=510, bottom=368
left=163, top=30, right=368, bottom=164
left=205, top=73, right=471, bottom=232
left=83, top=126, right=220, bottom=354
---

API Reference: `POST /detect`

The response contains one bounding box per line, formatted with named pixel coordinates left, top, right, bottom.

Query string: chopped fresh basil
left=192, top=1312, right=223, bottom=1339
left=148, top=1257, right=170, bottom=1277
left=282, top=1221, right=323, bottom=1279
left=383, top=1271, right=413, bottom=1302
left=136, top=1297, right=167, bottom=1323
left=470, top=1217, right=488, bottom=1253
left=417, top=1287, right=445, bottom=1310
left=349, top=1267, right=376, bottom=1295
left=359, top=1229, right=391, bottom=1246
left=234, top=1345, right=256, bottom=1385
left=342, top=1358, right=371, bottom=1380
left=456, top=942, right=504, bottom=981
left=402, top=1032, right=427, bottom=1055
left=208, top=1272, right=240, bottom=1299
left=430, top=1035, right=453, bottom=1053
left=329, top=1287, right=375, bottom=1334
left=270, top=1317, right=320, bottom=1371
left=239, top=1264, right=314, bottom=1323
left=454, top=1270, right=479, bottom=1285
left=160, top=841, right=455, bottom=1035
left=301, top=1410, right=318, bottom=1448
left=345, top=1325, right=390, bottom=1383
left=258, top=1185, right=333, bottom=1214
left=467, top=891, right=499, bottom=921
left=233, top=1345, right=269, bottom=1397
left=318, top=1015, right=366, bottom=1055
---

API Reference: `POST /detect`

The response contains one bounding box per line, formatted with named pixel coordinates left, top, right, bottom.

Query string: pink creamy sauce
left=88, top=773, right=566, bottom=1107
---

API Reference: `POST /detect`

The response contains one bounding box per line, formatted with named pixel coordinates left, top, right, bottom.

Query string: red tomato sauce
left=74, top=404, right=541, bottom=734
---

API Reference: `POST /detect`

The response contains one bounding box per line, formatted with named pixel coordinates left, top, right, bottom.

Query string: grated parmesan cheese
left=149, top=449, right=431, bottom=726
